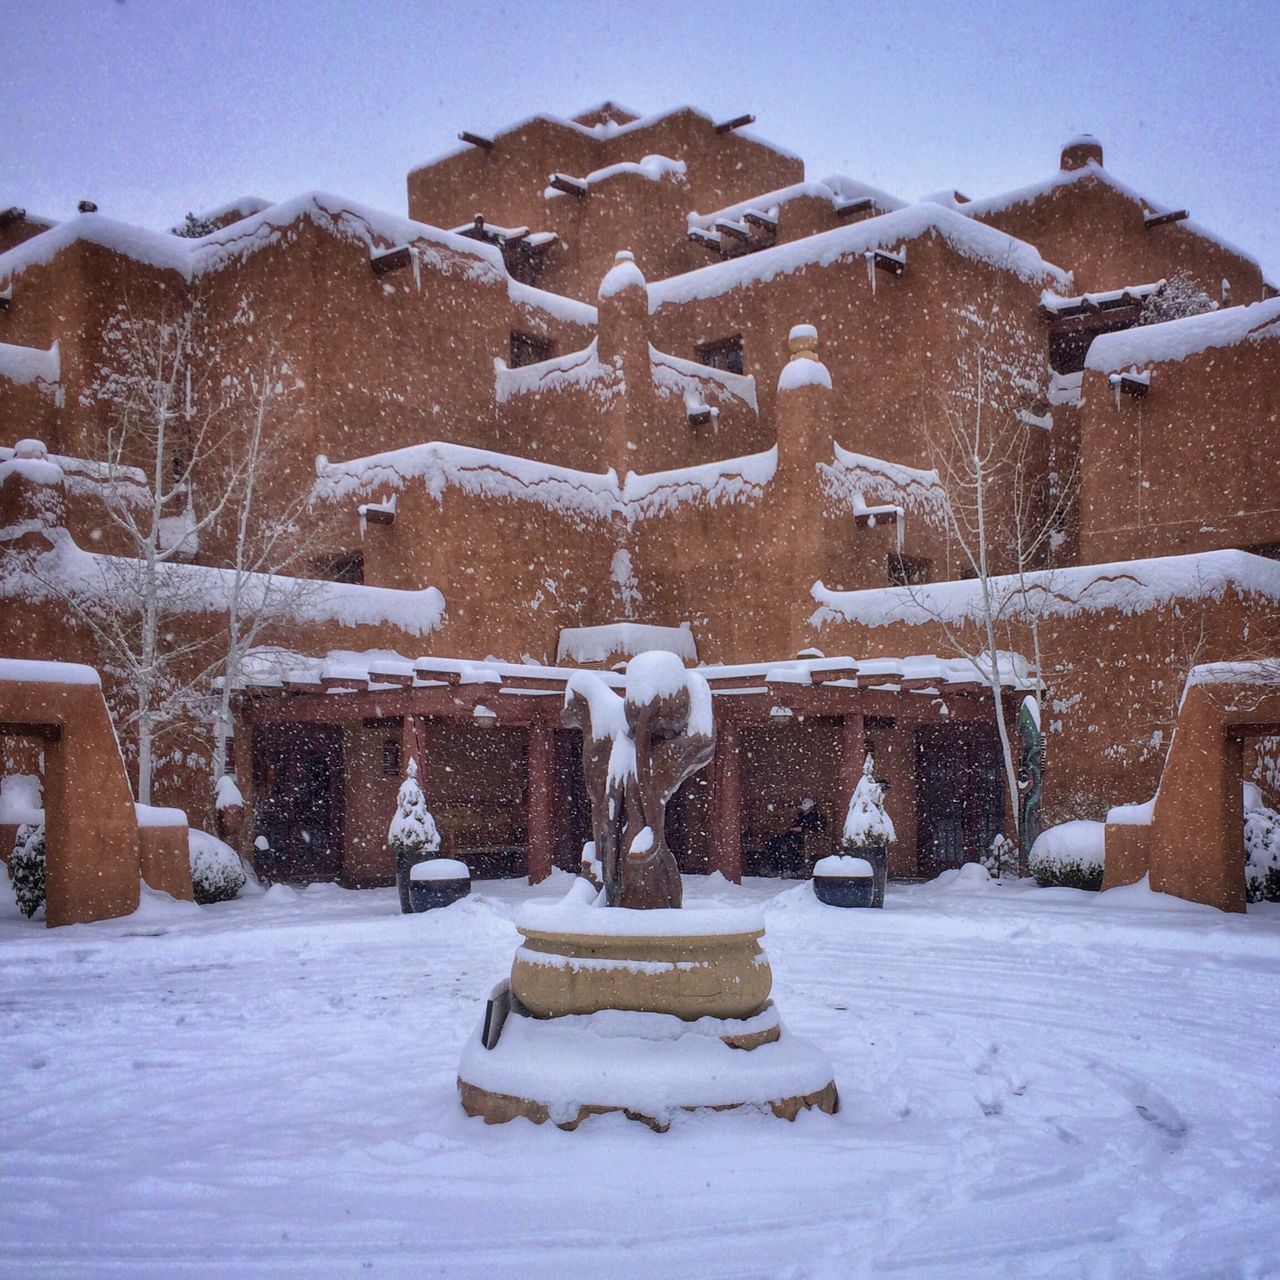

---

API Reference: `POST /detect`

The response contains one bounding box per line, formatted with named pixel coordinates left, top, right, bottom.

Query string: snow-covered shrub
left=171, top=211, right=216, bottom=239
left=10, top=823, right=46, bottom=919
left=1243, top=784, right=1280, bottom=904
left=841, top=752, right=896, bottom=851
left=980, top=833, right=1019, bottom=880
left=1028, top=820, right=1104, bottom=891
left=188, top=830, right=247, bottom=904
left=1137, top=272, right=1218, bottom=326
left=388, top=757, right=441, bottom=858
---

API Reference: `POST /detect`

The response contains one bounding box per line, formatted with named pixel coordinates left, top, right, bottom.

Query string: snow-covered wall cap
left=0, top=340, right=60, bottom=388
left=688, top=176, right=906, bottom=231
left=412, top=105, right=802, bottom=173
left=649, top=202, right=1070, bottom=310
left=1106, top=799, right=1155, bottom=826
left=0, top=192, right=596, bottom=327
left=0, top=657, right=100, bottom=685
left=778, top=358, right=832, bottom=393
left=1084, top=296, right=1280, bottom=371
left=956, top=162, right=1259, bottom=269
left=557, top=621, right=697, bottom=665
left=810, top=548, right=1280, bottom=632
left=135, top=802, right=188, bottom=829
left=598, top=250, right=647, bottom=300
left=314, top=440, right=778, bottom=526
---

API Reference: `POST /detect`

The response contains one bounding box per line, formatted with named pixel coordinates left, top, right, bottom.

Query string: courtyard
left=2, top=871, right=1277, bottom=1279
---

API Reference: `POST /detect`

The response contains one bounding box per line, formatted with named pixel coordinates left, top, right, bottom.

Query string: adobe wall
left=807, top=580, right=1266, bottom=828
left=1078, top=337, right=1280, bottom=562
left=977, top=174, right=1265, bottom=300
left=406, top=110, right=802, bottom=298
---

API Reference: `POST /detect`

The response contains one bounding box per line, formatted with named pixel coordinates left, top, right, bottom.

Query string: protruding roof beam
left=1144, top=208, right=1189, bottom=229
left=458, top=131, right=495, bottom=150
left=714, top=113, right=755, bottom=134
left=548, top=172, right=588, bottom=199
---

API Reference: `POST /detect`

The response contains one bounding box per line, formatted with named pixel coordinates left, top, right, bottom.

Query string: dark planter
left=856, top=846, right=889, bottom=908
left=813, top=872, right=876, bottom=908
left=393, top=846, right=423, bottom=914
left=403, top=857, right=471, bottom=913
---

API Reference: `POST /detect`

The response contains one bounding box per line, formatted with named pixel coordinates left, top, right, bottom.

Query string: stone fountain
left=457, top=651, right=838, bottom=1130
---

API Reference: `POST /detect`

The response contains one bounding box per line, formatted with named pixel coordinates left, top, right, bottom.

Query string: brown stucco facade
left=2, top=106, right=1277, bottom=909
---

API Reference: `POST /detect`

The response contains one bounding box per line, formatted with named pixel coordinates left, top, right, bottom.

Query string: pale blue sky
left=4, top=0, right=1277, bottom=281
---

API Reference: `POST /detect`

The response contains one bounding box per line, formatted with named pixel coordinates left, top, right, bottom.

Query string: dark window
left=696, top=335, right=744, bottom=375
left=510, top=331, right=553, bottom=368
left=318, top=551, right=364, bottom=584
left=1245, top=542, right=1280, bottom=560
left=888, top=553, right=932, bottom=586
left=382, top=739, right=402, bottom=777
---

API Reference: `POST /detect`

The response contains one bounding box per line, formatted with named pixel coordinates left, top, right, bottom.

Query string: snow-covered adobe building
left=2, top=103, right=1277, bottom=899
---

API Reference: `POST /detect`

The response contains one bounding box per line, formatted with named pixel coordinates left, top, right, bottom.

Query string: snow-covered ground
left=2, top=869, right=1278, bottom=1279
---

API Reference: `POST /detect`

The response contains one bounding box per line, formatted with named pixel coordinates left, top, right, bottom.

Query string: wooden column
left=711, top=720, right=743, bottom=883
left=526, top=722, right=554, bottom=884
left=839, top=708, right=865, bottom=799
left=400, top=713, right=418, bottom=772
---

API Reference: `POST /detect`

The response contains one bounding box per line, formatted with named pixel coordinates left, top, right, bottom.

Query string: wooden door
left=915, top=724, right=1004, bottom=876
left=252, top=723, right=345, bottom=883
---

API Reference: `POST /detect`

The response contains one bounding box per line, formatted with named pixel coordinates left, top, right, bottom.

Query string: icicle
left=411, top=247, right=421, bottom=292
left=865, top=250, right=877, bottom=297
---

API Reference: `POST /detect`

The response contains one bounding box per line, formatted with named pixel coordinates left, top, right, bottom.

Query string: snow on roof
left=649, top=203, right=1070, bottom=310
left=0, top=339, right=59, bottom=389
left=313, top=441, right=777, bottom=526
left=688, top=176, right=906, bottom=231
left=494, top=339, right=620, bottom=405
left=1040, top=280, right=1165, bottom=313
left=649, top=345, right=758, bottom=412
left=236, top=645, right=1027, bottom=696
left=0, top=442, right=150, bottom=506
left=1084, top=296, right=1280, bottom=371
left=952, top=161, right=1261, bottom=269
left=817, top=443, right=947, bottom=521
left=557, top=621, right=698, bottom=665
left=0, top=527, right=446, bottom=637
left=810, top=548, right=1280, bottom=631
left=492, top=338, right=757, bottom=413
left=547, top=155, right=687, bottom=201
left=0, top=656, right=100, bottom=685
left=0, top=192, right=596, bottom=328
left=412, top=105, right=801, bottom=174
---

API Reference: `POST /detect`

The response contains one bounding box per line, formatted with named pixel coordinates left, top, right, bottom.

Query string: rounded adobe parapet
left=1061, top=135, right=1104, bottom=171
left=512, top=924, right=772, bottom=1020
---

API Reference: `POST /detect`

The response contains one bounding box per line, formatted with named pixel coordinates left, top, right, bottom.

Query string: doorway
left=251, top=723, right=345, bottom=883
left=915, top=724, right=1004, bottom=876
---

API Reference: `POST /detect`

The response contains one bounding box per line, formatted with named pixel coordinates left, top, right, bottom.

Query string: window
left=510, top=331, right=553, bottom=368
left=888, top=553, right=932, bottom=586
left=696, top=335, right=744, bottom=375
left=382, top=738, right=402, bottom=777
left=317, top=551, right=364, bottom=584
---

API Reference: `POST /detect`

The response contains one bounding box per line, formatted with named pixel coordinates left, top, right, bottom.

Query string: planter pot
left=406, top=857, right=471, bottom=913
left=812, top=854, right=877, bottom=908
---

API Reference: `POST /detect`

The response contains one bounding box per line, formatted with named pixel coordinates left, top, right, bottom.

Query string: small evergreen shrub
left=171, top=211, right=216, bottom=239
left=1028, top=820, right=1105, bottom=891
left=188, top=830, right=247, bottom=904
left=11, top=823, right=46, bottom=918
left=981, top=834, right=1020, bottom=880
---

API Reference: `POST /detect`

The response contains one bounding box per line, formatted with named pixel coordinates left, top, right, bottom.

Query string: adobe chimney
left=1060, top=135, right=1103, bottom=171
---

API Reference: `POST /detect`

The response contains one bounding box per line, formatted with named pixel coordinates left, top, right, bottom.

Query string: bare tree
left=208, top=351, right=321, bottom=805
left=902, top=339, right=1078, bottom=853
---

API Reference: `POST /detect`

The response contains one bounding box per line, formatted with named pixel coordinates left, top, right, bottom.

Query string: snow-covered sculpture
left=388, top=757, right=441, bottom=912
left=562, top=652, right=714, bottom=910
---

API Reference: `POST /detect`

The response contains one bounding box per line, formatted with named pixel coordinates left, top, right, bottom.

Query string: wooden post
left=527, top=722, right=554, bottom=884
left=712, top=720, right=743, bottom=883
left=840, top=708, right=865, bottom=798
